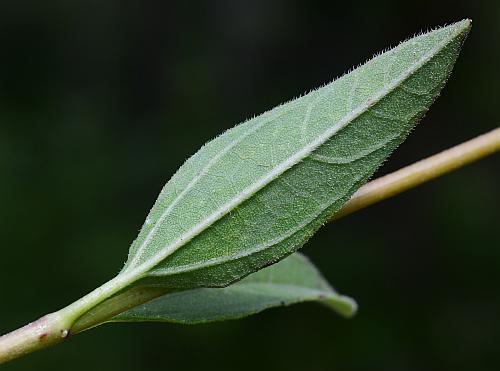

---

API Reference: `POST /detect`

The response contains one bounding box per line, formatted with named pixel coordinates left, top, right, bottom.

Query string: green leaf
left=118, top=21, right=470, bottom=290
left=113, top=253, right=356, bottom=324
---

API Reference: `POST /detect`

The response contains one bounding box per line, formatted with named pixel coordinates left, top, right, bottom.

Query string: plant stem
left=0, top=313, right=71, bottom=364
left=332, top=127, right=500, bottom=220
left=0, top=127, right=499, bottom=364
left=0, top=279, right=168, bottom=363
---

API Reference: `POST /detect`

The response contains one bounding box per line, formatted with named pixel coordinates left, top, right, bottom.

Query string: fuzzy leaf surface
left=114, top=253, right=356, bottom=324
left=121, top=21, right=470, bottom=289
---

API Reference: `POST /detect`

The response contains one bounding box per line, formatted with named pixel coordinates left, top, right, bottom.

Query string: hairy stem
left=1, top=127, right=499, bottom=364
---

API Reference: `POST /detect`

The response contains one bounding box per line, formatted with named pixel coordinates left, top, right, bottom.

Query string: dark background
left=1, top=1, right=499, bottom=370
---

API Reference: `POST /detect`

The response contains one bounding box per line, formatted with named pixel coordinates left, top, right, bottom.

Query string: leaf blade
left=122, top=21, right=470, bottom=289
left=114, top=253, right=356, bottom=324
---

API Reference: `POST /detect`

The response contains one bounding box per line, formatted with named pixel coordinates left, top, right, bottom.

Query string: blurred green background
left=1, top=1, right=499, bottom=370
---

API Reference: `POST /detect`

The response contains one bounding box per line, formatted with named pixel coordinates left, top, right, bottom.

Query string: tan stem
left=332, top=127, right=500, bottom=220
left=0, top=312, right=71, bottom=364
left=0, top=127, right=499, bottom=364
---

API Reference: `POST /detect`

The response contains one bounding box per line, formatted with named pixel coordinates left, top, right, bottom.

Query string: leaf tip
left=324, top=294, right=358, bottom=319
left=460, top=18, right=472, bottom=28
left=452, top=18, right=472, bottom=36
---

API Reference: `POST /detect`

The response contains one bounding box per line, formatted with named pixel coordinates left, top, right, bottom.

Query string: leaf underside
left=114, top=253, right=356, bottom=324
left=120, top=21, right=470, bottom=291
